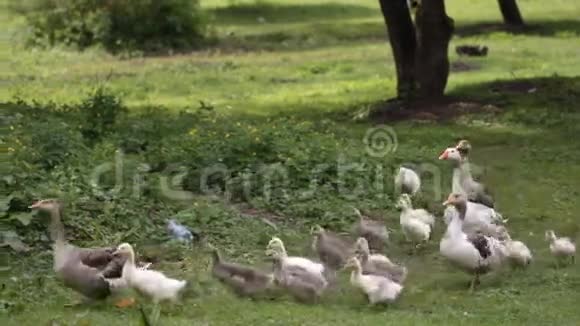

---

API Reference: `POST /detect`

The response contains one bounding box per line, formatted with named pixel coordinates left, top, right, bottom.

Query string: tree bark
left=497, top=0, right=525, bottom=26
left=414, top=0, right=454, bottom=98
left=378, top=0, right=417, bottom=99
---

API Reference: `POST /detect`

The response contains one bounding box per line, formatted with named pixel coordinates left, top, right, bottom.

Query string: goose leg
left=151, top=303, right=161, bottom=325
left=64, top=296, right=94, bottom=307
left=469, top=274, right=479, bottom=292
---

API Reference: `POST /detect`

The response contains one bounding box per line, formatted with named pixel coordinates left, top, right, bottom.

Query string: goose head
left=545, top=230, right=557, bottom=242
left=395, top=194, right=412, bottom=210
left=442, top=193, right=468, bottom=217
left=343, top=256, right=362, bottom=271
left=456, top=139, right=472, bottom=156
left=265, top=246, right=284, bottom=263
left=438, top=147, right=464, bottom=164
left=113, top=243, right=136, bottom=262
left=354, top=237, right=370, bottom=256
left=310, top=225, right=325, bottom=236
left=495, top=226, right=511, bottom=241
left=266, top=237, right=287, bottom=257
left=352, top=207, right=364, bottom=220
left=29, top=199, right=61, bottom=212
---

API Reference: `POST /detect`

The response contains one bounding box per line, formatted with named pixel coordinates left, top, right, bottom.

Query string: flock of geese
left=28, top=140, right=576, bottom=312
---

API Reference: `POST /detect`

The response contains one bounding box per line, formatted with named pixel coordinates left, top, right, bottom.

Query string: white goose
left=354, top=238, right=407, bottom=284
left=344, top=257, right=403, bottom=305
left=440, top=194, right=508, bottom=291
left=397, top=194, right=434, bottom=245
left=439, top=141, right=494, bottom=208
left=266, top=237, right=325, bottom=278
left=545, top=230, right=576, bottom=265
left=351, top=208, right=389, bottom=252
left=113, top=243, right=187, bottom=303
left=267, top=247, right=328, bottom=303
left=496, top=226, right=533, bottom=267
left=439, top=146, right=505, bottom=235
left=394, top=166, right=421, bottom=196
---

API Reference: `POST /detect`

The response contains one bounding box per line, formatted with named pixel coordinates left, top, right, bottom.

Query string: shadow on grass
left=450, top=75, right=580, bottom=114
left=210, top=3, right=378, bottom=25
left=317, top=76, right=580, bottom=133
left=456, top=20, right=580, bottom=37
left=217, top=20, right=385, bottom=52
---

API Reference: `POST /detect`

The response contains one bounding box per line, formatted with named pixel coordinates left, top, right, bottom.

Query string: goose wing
left=283, top=265, right=327, bottom=289
left=466, top=233, right=491, bottom=259
left=78, top=247, right=116, bottom=268
left=60, top=259, right=111, bottom=299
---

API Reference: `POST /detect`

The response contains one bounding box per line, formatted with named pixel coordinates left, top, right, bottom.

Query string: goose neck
left=277, top=246, right=288, bottom=258
left=452, top=167, right=465, bottom=194
left=122, top=249, right=137, bottom=279
left=211, top=249, right=221, bottom=265
left=358, top=251, right=369, bottom=264
left=445, top=206, right=465, bottom=238
left=127, top=249, right=136, bottom=265
left=49, top=207, right=65, bottom=245
left=350, top=264, right=362, bottom=284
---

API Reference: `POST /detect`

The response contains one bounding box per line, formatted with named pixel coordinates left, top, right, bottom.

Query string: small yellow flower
left=8, top=147, right=14, bottom=152
left=10, top=126, right=14, bottom=130
left=189, top=128, right=197, bottom=136
left=226, top=133, right=230, bottom=138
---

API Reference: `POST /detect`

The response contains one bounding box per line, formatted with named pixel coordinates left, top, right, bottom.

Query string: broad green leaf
left=0, top=195, right=13, bottom=213
left=10, top=212, right=34, bottom=226
left=2, top=175, right=14, bottom=185
left=0, top=230, right=30, bottom=252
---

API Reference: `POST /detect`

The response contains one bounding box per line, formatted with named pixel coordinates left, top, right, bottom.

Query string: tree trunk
left=414, top=0, right=454, bottom=98
left=378, top=0, right=416, bottom=99
left=497, top=0, right=525, bottom=26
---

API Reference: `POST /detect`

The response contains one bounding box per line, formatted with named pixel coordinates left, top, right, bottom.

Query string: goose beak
left=442, top=200, right=450, bottom=206
left=29, top=201, right=41, bottom=209
left=438, top=150, right=448, bottom=160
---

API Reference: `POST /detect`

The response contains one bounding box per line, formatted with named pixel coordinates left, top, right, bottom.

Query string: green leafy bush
left=5, top=94, right=416, bottom=249
left=17, top=0, right=209, bottom=52
left=78, top=87, right=126, bottom=143
left=11, top=117, right=87, bottom=170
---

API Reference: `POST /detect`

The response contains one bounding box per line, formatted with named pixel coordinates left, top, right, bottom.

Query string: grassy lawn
left=2, top=0, right=580, bottom=325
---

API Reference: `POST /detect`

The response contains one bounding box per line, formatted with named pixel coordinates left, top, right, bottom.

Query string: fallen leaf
left=114, top=297, right=136, bottom=308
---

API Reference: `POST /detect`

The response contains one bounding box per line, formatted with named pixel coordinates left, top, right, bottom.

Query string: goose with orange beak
left=439, top=141, right=506, bottom=235
left=439, top=140, right=495, bottom=208
left=439, top=193, right=508, bottom=291
left=29, top=199, right=128, bottom=304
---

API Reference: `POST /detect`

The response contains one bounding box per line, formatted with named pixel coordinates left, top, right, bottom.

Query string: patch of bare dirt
left=490, top=81, right=538, bottom=94
left=235, top=204, right=284, bottom=230
left=451, top=61, right=480, bottom=73
left=369, top=96, right=502, bottom=123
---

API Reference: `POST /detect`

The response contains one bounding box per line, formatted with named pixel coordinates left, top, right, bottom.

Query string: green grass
left=2, top=0, right=580, bottom=325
